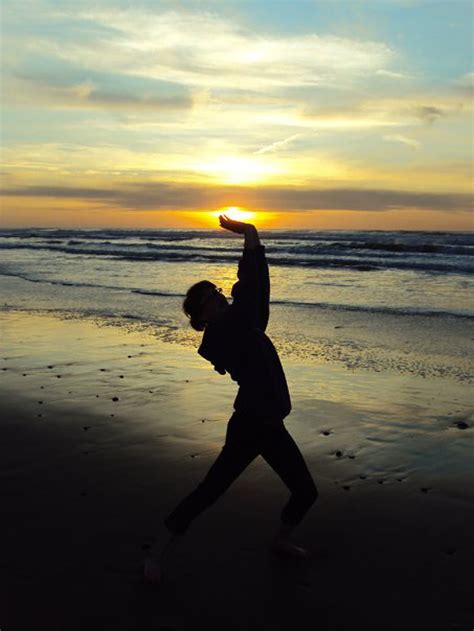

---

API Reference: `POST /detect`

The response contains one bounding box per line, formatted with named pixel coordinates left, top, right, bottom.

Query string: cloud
left=254, top=134, right=302, bottom=155
left=454, top=71, right=474, bottom=95
left=413, top=105, right=444, bottom=124
left=301, top=94, right=466, bottom=131
left=383, top=134, right=420, bottom=148
left=30, top=8, right=396, bottom=91
left=2, top=182, right=471, bottom=213
left=375, top=69, right=410, bottom=79
left=7, top=72, right=192, bottom=111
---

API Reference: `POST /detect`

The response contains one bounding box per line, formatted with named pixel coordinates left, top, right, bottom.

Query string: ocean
left=1, top=228, right=473, bottom=383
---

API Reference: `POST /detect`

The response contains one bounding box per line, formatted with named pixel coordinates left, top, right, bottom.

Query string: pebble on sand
left=322, top=431, right=331, bottom=436
left=453, top=421, right=469, bottom=430
left=112, top=397, right=119, bottom=401
left=48, top=366, right=53, bottom=369
left=336, top=450, right=343, bottom=457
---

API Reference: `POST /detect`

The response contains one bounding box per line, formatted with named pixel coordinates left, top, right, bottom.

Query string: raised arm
left=219, top=215, right=270, bottom=331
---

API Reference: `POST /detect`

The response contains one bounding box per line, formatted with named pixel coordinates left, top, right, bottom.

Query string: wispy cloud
left=383, top=134, right=420, bottom=149
left=30, top=8, right=396, bottom=91
left=375, top=69, right=411, bottom=79
left=254, top=134, right=302, bottom=155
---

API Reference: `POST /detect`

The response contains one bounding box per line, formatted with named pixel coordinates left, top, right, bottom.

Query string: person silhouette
left=144, top=215, right=318, bottom=584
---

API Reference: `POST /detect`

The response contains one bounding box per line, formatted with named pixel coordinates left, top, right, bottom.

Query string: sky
left=1, top=0, right=473, bottom=230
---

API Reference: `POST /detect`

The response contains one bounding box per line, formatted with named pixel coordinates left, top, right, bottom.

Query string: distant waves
left=1, top=228, right=473, bottom=274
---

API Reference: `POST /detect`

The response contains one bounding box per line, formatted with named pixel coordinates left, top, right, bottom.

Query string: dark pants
left=164, top=411, right=318, bottom=535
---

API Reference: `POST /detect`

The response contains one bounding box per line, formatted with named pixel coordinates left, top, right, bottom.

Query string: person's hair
left=182, top=280, right=215, bottom=331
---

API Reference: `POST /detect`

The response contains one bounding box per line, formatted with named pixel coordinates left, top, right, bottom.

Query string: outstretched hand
left=219, top=214, right=254, bottom=234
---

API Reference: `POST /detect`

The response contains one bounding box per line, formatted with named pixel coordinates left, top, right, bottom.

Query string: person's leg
left=164, top=416, right=260, bottom=535
left=145, top=414, right=260, bottom=582
left=259, top=421, right=318, bottom=556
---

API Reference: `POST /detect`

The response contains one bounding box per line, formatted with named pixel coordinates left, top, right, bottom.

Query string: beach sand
left=1, top=310, right=473, bottom=631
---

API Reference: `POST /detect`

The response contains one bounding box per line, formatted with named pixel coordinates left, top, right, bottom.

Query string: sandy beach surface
left=1, top=310, right=473, bottom=631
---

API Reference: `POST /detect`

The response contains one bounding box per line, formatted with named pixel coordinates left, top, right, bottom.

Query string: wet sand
left=1, top=311, right=473, bottom=631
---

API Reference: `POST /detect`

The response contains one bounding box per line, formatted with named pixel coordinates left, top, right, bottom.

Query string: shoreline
left=1, top=310, right=473, bottom=630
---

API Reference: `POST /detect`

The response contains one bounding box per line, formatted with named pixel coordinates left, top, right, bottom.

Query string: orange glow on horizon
left=0, top=198, right=472, bottom=232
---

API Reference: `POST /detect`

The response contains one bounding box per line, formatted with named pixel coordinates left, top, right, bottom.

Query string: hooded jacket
left=198, top=244, right=291, bottom=419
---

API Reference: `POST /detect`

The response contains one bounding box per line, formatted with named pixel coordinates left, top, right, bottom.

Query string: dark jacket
left=198, top=245, right=291, bottom=419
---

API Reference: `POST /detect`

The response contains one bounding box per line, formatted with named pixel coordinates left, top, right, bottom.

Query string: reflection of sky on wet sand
left=2, top=310, right=472, bottom=505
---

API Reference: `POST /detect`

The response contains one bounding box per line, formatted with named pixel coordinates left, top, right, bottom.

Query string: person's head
left=183, top=280, right=229, bottom=331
